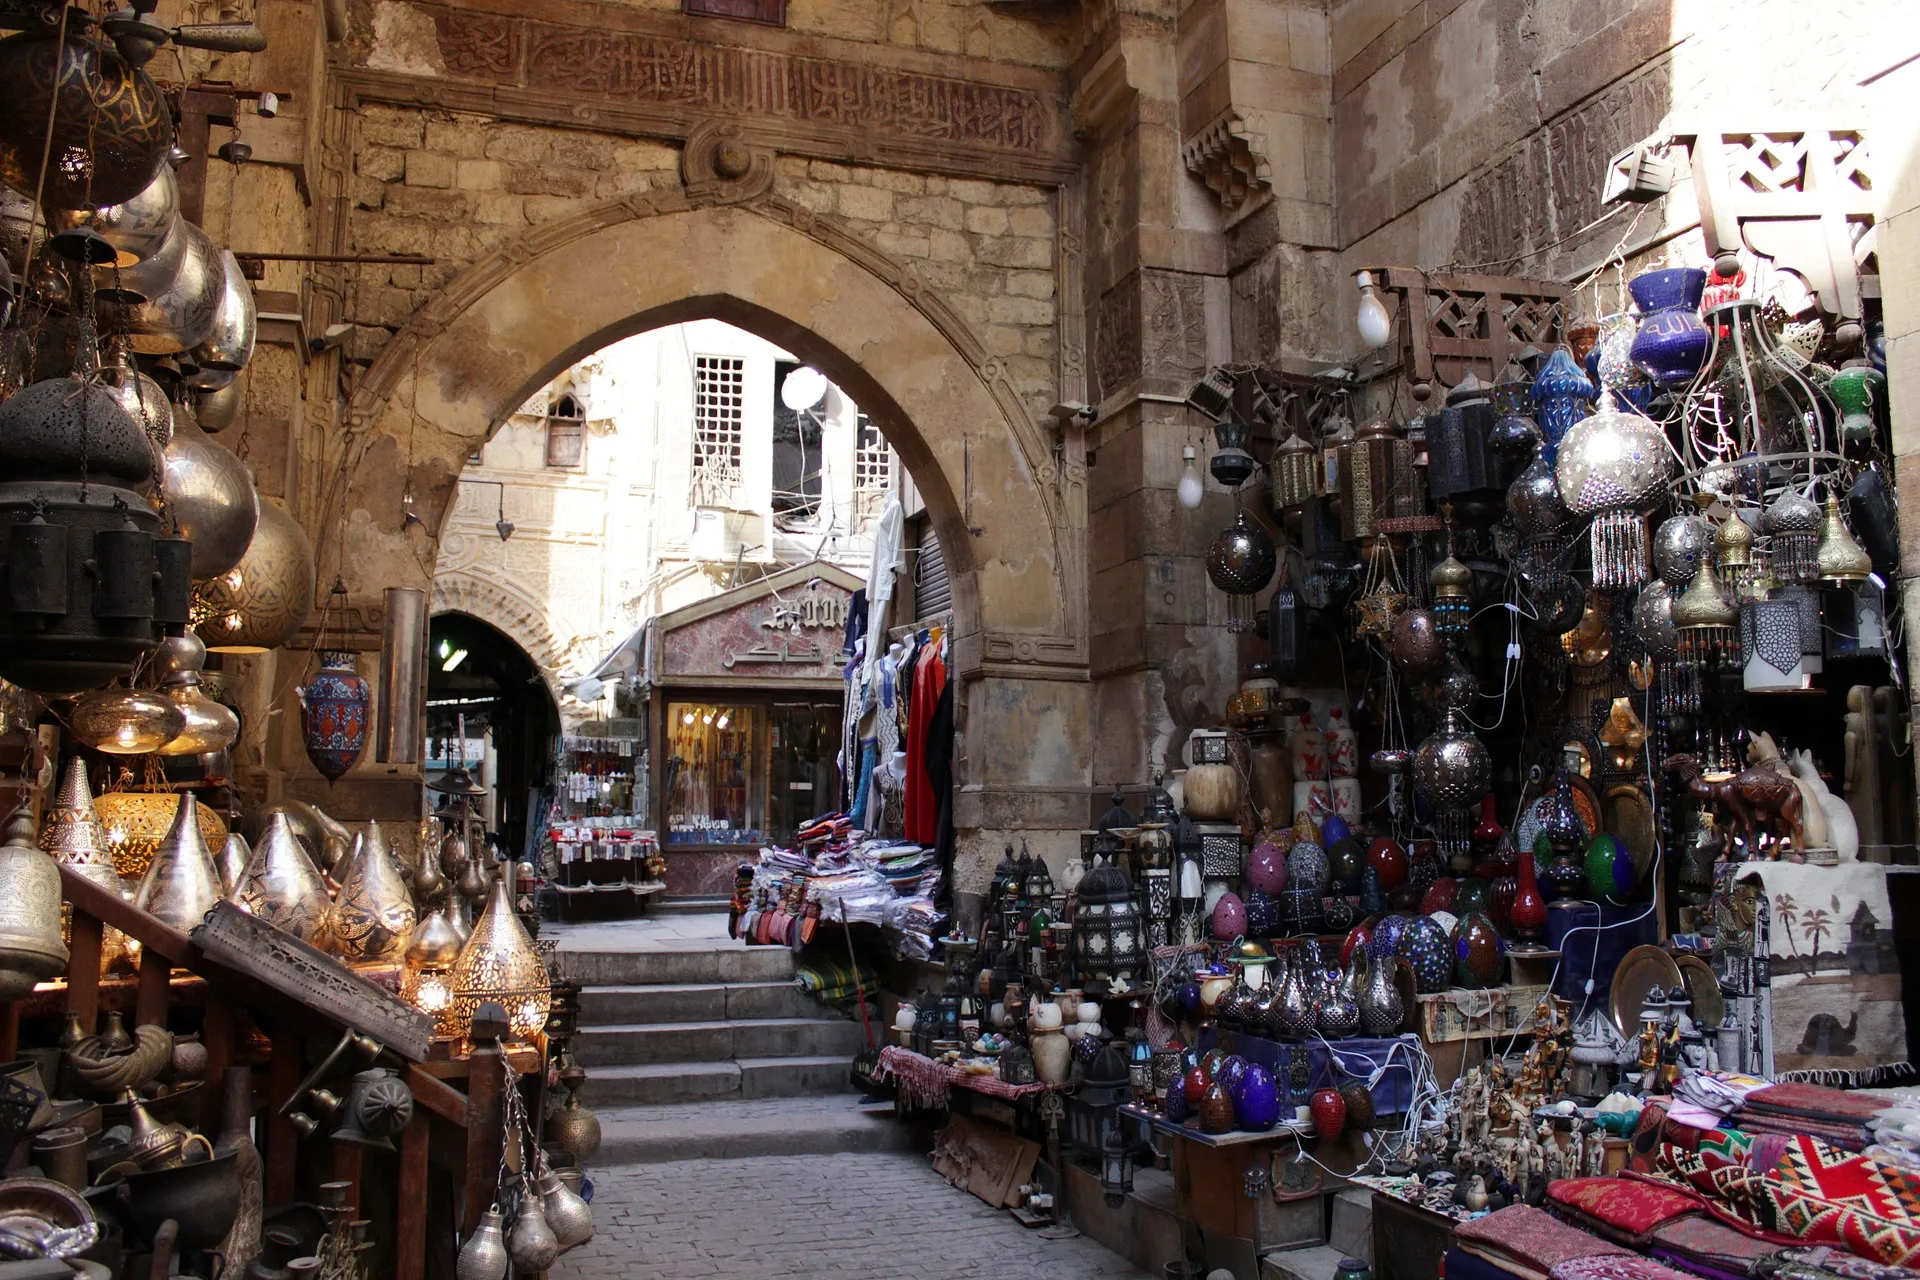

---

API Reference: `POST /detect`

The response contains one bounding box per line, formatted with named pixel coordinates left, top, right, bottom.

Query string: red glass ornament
left=1472, top=794, right=1504, bottom=852
left=1509, top=846, right=1548, bottom=947
left=1367, top=838, right=1408, bottom=891
left=1340, top=922, right=1372, bottom=967
left=1310, top=1086, right=1347, bottom=1140
left=1420, top=877, right=1458, bottom=916
left=1489, top=869, right=1518, bottom=934
left=1184, top=1064, right=1209, bottom=1105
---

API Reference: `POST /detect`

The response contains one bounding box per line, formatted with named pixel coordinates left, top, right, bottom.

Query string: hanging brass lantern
left=158, top=402, right=258, bottom=582
left=153, top=641, right=240, bottom=757
left=235, top=812, right=332, bottom=947
left=449, top=872, right=551, bottom=1043
left=0, top=28, right=174, bottom=208
left=70, top=686, right=186, bottom=755
left=50, top=163, right=178, bottom=274
left=1340, top=420, right=1409, bottom=541
left=134, top=791, right=222, bottom=934
left=1269, top=430, right=1318, bottom=514
left=194, top=499, right=315, bottom=653
left=104, top=219, right=225, bottom=355
left=0, top=808, right=69, bottom=998
left=1714, top=509, right=1756, bottom=599
left=332, top=820, right=417, bottom=964
left=400, top=904, right=465, bottom=1035
left=1670, top=558, right=1737, bottom=631
left=196, top=380, right=242, bottom=432
left=188, top=249, right=257, bottom=374
left=1763, top=486, right=1822, bottom=584
left=95, top=790, right=226, bottom=880
left=1817, top=494, right=1872, bottom=583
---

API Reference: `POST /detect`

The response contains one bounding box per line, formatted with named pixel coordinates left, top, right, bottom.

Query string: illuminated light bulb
left=701, top=712, right=713, bottom=726
left=682, top=712, right=694, bottom=725
left=716, top=714, right=730, bottom=729
left=1177, top=446, right=1204, bottom=510
left=1355, top=271, right=1392, bottom=350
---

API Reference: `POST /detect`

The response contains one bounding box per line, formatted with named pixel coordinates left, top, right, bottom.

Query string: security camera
left=1048, top=401, right=1097, bottom=425
left=308, top=322, right=353, bottom=354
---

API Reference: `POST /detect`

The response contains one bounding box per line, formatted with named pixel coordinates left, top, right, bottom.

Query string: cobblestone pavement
left=555, top=1150, right=1153, bottom=1279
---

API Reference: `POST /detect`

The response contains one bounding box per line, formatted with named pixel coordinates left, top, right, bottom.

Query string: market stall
left=879, top=248, right=1915, bottom=1280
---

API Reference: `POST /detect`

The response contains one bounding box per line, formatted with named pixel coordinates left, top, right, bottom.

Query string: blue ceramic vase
left=1237, top=1064, right=1280, bottom=1131
left=1628, top=267, right=1710, bottom=387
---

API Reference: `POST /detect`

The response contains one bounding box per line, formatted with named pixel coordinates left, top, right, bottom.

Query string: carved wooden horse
left=1663, top=753, right=1804, bottom=856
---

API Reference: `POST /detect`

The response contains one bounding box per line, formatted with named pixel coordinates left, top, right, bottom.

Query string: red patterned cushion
left=1549, top=1177, right=1703, bottom=1245
left=1657, top=1135, right=1761, bottom=1215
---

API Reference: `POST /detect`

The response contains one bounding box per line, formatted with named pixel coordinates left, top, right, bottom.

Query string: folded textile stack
left=1453, top=1204, right=1632, bottom=1280
left=1550, top=1258, right=1696, bottom=1280
left=1736, top=1082, right=1889, bottom=1154
left=1674, top=1072, right=1770, bottom=1119
left=1767, top=1245, right=1920, bottom=1280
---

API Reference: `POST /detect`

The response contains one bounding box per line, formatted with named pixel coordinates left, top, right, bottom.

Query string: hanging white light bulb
left=1354, top=271, right=1392, bottom=350
left=1177, top=445, right=1205, bottom=510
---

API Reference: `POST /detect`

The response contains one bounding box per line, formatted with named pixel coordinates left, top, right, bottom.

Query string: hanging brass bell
left=0, top=808, right=68, bottom=997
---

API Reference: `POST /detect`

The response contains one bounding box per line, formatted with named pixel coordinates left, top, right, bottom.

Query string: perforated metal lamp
left=1101, top=1113, right=1133, bottom=1208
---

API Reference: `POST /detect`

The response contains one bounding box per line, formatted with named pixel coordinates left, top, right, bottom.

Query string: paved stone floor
left=554, top=1149, right=1153, bottom=1279
left=546, top=911, right=733, bottom=952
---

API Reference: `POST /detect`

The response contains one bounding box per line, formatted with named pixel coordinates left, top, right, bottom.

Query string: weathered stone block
left=405, top=151, right=456, bottom=189
left=965, top=205, right=1010, bottom=235
left=947, top=177, right=1001, bottom=203
left=456, top=158, right=504, bottom=190
left=352, top=177, right=385, bottom=210
left=353, top=217, right=432, bottom=256
left=472, top=193, right=527, bottom=225
left=982, top=324, right=1025, bottom=357
left=357, top=145, right=406, bottom=182
left=1008, top=204, right=1055, bottom=238
left=871, top=228, right=928, bottom=257
left=482, top=124, right=556, bottom=163
left=976, top=235, right=1051, bottom=268
left=611, top=139, right=679, bottom=171
left=548, top=133, right=614, bottom=169
left=868, top=169, right=926, bottom=193
left=988, top=294, right=1054, bottom=326
left=1007, top=269, right=1054, bottom=299
left=838, top=185, right=895, bottom=221
left=423, top=118, right=489, bottom=158
left=358, top=283, right=416, bottom=328
left=782, top=182, right=836, bottom=214
left=357, top=106, right=423, bottom=148
left=897, top=194, right=964, bottom=230
left=807, top=159, right=856, bottom=183
left=505, top=164, right=595, bottom=198
left=522, top=194, right=583, bottom=225
left=383, top=185, right=473, bottom=221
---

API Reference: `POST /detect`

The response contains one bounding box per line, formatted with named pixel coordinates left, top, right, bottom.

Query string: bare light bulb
left=1177, top=445, right=1205, bottom=510
left=1355, top=270, right=1392, bottom=349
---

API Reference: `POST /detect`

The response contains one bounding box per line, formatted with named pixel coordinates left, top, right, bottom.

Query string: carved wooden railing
left=56, top=869, right=525, bottom=1280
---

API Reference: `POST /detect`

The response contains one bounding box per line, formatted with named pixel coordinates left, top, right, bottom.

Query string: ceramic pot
left=1420, top=878, right=1458, bottom=916
left=1510, top=849, right=1549, bottom=946
left=1453, top=878, right=1492, bottom=916
left=1326, top=836, right=1364, bottom=893
left=1032, top=1029, right=1071, bottom=1085
left=300, top=653, right=369, bottom=782
left=1245, top=842, right=1287, bottom=895
left=1366, top=839, right=1408, bottom=890
left=1357, top=942, right=1403, bottom=1035
left=1451, top=911, right=1505, bottom=988
left=1199, top=1081, right=1235, bottom=1134
left=1237, top=1064, right=1280, bottom=1131
left=1628, top=268, right=1710, bottom=388
left=1287, top=841, right=1328, bottom=893
left=1370, top=912, right=1414, bottom=956
left=1210, top=891, right=1246, bottom=942
left=1398, top=916, right=1452, bottom=994
left=1183, top=764, right=1239, bottom=822
left=1310, top=1086, right=1346, bottom=1140
left=1584, top=833, right=1635, bottom=904
left=1339, top=1080, right=1376, bottom=1130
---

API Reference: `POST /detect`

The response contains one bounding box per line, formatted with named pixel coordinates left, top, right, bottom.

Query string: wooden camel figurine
left=1662, top=753, right=1804, bottom=856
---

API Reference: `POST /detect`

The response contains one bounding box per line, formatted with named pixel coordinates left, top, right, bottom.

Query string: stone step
left=655, top=896, right=732, bottom=915
left=552, top=944, right=794, bottom=987
left=591, top=1097, right=920, bottom=1163
left=1263, top=1245, right=1351, bottom=1280
left=576, top=980, right=831, bottom=1025
left=572, top=1016, right=866, bottom=1067
left=1328, top=1188, right=1372, bottom=1266
left=576, top=1055, right=854, bottom=1106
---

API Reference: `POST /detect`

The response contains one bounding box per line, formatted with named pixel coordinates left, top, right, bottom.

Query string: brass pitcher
left=236, top=812, right=332, bottom=948
left=0, top=809, right=68, bottom=997
left=135, top=790, right=223, bottom=934
left=333, top=820, right=416, bottom=964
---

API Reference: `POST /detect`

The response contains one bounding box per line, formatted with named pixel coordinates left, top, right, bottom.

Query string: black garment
left=843, top=587, right=868, bottom=655
left=925, top=672, right=955, bottom=909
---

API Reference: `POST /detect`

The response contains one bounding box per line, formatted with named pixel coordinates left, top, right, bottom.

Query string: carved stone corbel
left=680, top=121, right=777, bottom=206
left=1182, top=110, right=1271, bottom=216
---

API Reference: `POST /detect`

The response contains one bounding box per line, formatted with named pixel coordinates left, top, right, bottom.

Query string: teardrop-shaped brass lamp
left=214, top=832, right=250, bottom=898
left=1670, top=559, right=1737, bottom=630
left=236, top=812, right=332, bottom=947
left=332, top=820, right=416, bottom=964
left=135, top=790, right=222, bottom=934
left=70, top=686, right=187, bottom=755
left=0, top=808, right=69, bottom=998
left=1817, top=494, right=1873, bottom=583
left=449, top=872, right=550, bottom=1042
left=154, top=671, right=240, bottom=756
left=400, top=903, right=465, bottom=1033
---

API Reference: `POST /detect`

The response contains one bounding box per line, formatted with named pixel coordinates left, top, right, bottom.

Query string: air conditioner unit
left=690, top=507, right=770, bottom=564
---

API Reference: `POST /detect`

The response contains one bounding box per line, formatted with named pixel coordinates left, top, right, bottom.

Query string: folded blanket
left=1768, top=1244, right=1920, bottom=1280
left=1455, top=1204, right=1632, bottom=1276
left=1751, top=1135, right=1920, bottom=1266
left=1649, top=1215, right=1779, bottom=1277
left=1743, top=1081, right=1889, bottom=1124
left=1548, top=1176, right=1703, bottom=1247
left=1736, top=1113, right=1870, bottom=1153
left=1550, top=1259, right=1694, bottom=1280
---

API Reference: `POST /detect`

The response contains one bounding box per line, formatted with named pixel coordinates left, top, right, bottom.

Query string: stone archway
left=328, top=143, right=1095, bottom=886
left=429, top=572, right=574, bottom=711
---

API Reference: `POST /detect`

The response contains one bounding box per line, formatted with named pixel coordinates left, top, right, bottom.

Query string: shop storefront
left=639, top=562, right=861, bottom=898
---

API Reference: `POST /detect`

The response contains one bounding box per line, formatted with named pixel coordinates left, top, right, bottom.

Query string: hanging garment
left=863, top=498, right=905, bottom=685
left=926, top=669, right=955, bottom=905
left=905, top=635, right=946, bottom=844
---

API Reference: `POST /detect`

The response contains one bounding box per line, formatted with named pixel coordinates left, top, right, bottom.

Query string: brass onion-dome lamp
left=448, top=871, right=551, bottom=1043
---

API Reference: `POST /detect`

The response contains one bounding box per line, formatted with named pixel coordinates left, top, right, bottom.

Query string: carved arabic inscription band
left=426, top=7, right=1052, bottom=152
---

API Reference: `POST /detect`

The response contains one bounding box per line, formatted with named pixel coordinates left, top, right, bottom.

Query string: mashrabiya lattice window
left=692, top=355, right=745, bottom=505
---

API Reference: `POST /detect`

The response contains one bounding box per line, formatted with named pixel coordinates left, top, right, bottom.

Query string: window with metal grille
left=854, top=412, right=892, bottom=525
left=545, top=393, right=585, bottom=470
left=771, top=358, right=822, bottom=521
left=692, top=355, right=745, bottom=505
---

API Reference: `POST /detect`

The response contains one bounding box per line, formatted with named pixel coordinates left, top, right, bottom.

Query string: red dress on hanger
left=905, top=639, right=945, bottom=844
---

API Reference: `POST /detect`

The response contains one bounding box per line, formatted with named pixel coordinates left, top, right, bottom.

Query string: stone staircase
left=554, top=934, right=917, bottom=1162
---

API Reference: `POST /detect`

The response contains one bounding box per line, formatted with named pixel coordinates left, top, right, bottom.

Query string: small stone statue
left=1583, top=1123, right=1607, bottom=1176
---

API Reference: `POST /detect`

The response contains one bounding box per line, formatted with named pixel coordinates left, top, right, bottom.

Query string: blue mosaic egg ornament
left=1218, top=1055, right=1250, bottom=1101
left=1398, top=915, right=1453, bottom=994
left=1287, top=841, right=1329, bottom=894
left=1370, top=911, right=1415, bottom=957
left=1452, top=911, right=1506, bottom=988
left=1237, top=1064, right=1280, bottom=1131
left=1246, top=889, right=1279, bottom=940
